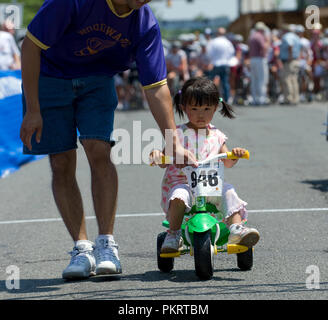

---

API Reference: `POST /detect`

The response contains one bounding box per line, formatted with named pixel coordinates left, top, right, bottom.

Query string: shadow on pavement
left=301, top=179, right=328, bottom=193
left=1, top=272, right=327, bottom=300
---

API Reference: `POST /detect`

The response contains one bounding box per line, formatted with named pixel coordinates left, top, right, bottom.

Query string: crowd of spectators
left=115, top=21, right=328, bottom=110
left=1, top=17, right=327, bottom=110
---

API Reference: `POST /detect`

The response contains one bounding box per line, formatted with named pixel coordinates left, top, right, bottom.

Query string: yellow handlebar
left=226, top=150, right=250, bottom=160
left=150, top=150, right=250, bottom=166
left=150, top=155, right=173, bottom=166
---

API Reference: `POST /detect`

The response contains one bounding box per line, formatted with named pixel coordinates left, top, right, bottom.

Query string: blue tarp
left=0, top=70, right=43, bottom=178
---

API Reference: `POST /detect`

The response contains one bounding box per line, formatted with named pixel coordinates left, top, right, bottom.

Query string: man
left=248, top=22, right=269, bottom=106
left=19, top=0, right=196, bottom=280
left=279, top=24, right=301, bottom=105
left=207, top=27, right=235, bottom=102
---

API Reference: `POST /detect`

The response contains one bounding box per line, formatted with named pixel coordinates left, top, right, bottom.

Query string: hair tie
left=178, top=90, right=182, bottom=95
left=219, top=97, right=223, bottom=103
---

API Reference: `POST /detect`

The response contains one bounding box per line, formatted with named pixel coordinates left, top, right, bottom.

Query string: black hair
left=173, top=77, right=235, bottom=119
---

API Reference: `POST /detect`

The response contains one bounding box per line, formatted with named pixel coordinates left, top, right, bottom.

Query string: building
left=159, top=16, right=230, bottom=32
left=297, top=0, right=328, bottom=9
left=239, top=0, right=283, bottom=14
left=229, top=0, right=328, bottom=39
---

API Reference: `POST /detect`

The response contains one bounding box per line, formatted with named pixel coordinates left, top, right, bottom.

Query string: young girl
left=150, top=77, right=260, bottom=253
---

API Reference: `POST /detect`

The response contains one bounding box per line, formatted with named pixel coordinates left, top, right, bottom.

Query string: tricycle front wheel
left=193, top=230, right=214, bottom=280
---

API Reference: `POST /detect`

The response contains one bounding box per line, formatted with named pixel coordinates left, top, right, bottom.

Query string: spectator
left=166, top=41, right=189, bottom=95
left=311, top=25, right=324, bottom=97
left=279, top=24, right=301, bottom=105
left=194, top=40, right=213, bottom=78
left=248, top=22, right=270, bottom=105
left=204, top=28, right=212, bottom=43
left=296, top=25, right=313, bottom=102
left=267, top=29, right=282, bottom=103
left=207, top=27, right=235, bottom=102
left=0, top=20, right=21, bottom=70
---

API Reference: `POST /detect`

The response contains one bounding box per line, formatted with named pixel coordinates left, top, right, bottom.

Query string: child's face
left=183, top=104, right=217, bottom=129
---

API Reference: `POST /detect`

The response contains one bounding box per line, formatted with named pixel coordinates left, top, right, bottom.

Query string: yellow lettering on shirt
left=75, top=23, right=131, bottom=57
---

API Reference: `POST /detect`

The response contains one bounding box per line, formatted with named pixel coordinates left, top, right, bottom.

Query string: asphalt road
left=0, top=102, right=327, bottom=301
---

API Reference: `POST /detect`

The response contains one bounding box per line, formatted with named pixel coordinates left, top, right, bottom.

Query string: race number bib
left=183, top=161, right=224, bottom=197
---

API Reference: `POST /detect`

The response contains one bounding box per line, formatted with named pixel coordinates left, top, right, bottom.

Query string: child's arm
left=149, top=149, right=169, bottom=169
left=220, top=144, right=247, bottom=168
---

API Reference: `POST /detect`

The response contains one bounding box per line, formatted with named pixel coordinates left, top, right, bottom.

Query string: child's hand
left=149, top=150, right=166, bottom=168
left=231, top=148, right=247, bottom=158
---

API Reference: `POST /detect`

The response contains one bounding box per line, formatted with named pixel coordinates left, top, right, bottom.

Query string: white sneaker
left=62, top=241, right=96, bottom=279
left=161, top=230, right=183, bottom=253
left=94, top=237, right=122, bottom=275
left=228, top=224, right=260, bottom=248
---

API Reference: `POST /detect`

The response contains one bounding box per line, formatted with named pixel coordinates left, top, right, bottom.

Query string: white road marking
left=0, top=208, right=327, bottom=225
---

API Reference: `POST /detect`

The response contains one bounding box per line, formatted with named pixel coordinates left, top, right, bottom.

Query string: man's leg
left=81, top=139, right=121, bottom=274
left=250, top=58, right=259, bottom=104
left=49, top=150, right=88, bottom=241
left=219, top=66, right=231, bottom=102
left=81, top=139, right=118, bottom=235
left=50, top=150, right=96, bottom=279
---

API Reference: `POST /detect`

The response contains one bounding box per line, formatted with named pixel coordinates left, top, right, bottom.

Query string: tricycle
left=154, top=151, right=253, bottom=280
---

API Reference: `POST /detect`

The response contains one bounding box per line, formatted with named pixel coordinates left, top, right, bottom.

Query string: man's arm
left=144, top=84, right=197, bottom=167
left=19, top=36, right=43, bottom=150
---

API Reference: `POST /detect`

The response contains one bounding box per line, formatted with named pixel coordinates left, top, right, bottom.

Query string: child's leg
left=161, top=186, right=191, bottom=253
left=222, top=183, right=259, bottom=247
left=226, top=211, right=243, bottom=227
left=167, top=198, right=186, bottom=232
left=161, top=198, right=185, bottom=253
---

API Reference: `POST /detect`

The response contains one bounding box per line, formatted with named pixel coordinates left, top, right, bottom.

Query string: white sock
left=96, top=234, right=114, bottom=243
left=75, top=240, right=93, bottom=249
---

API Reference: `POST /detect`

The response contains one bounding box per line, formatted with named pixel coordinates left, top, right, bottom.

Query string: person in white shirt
left=295, top=25, right=313, bottom=102
left=207, top=27, right=235, bottom=101
left=0, top=21, right=21, bottom=70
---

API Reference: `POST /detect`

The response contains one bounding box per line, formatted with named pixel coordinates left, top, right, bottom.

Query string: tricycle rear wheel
left=193, top=230, right=214, bottom=280
left=157, top=232, right=174, bottom=273
left=237, top=247, right=253, bottom=271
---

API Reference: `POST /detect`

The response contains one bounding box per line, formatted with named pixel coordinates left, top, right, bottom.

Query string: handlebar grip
left=227, top=150, right=250, bottom=160
left=150, top=155, right=173, bottom=166
left=161, top=155, right=173, bottom=164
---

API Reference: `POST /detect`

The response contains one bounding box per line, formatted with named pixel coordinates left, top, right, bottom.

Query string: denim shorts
left=22, top=75, right=118, bottom=155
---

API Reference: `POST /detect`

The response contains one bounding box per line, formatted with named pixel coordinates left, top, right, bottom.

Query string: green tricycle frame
left=156, top=151, right=254, bottom=280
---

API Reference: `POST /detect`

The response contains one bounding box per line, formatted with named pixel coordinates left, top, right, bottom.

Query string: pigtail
left=219, top=98, right=235, bottom=119
left=173, top=90, right=185, bottom=119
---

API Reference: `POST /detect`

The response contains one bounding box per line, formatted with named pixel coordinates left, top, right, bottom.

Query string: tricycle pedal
left=160, top=248, right=189, bottom=258
left=160, top=252, right=181, bottom=258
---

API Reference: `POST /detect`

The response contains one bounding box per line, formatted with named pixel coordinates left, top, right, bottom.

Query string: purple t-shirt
left=27, top=0, right=167, bottom=89
left=249, top=31, right=266, bottom=58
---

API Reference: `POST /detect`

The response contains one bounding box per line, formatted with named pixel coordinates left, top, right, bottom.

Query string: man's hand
left=173, top=144, right=198, bottom=168
left=149, top=149, right=167, bottom=168
left=20, top=111, right=43, bottom=151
